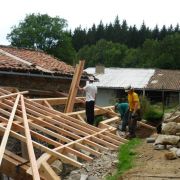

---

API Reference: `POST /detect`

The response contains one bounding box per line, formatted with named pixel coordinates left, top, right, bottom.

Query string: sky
left=0, top=0, right=180, bottom=45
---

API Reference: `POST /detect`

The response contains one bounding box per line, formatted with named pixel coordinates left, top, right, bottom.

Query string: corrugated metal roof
left=85, top=67, right=155, bottom=89
left=147, top=69, right=180, bottom=91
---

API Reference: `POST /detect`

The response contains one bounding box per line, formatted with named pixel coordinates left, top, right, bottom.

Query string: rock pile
left=62, top=150, right=118, bottom=180
left=151, top=106, right=180, bottom=160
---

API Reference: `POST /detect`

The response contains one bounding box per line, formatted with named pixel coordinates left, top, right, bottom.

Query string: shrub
left=94, top=115, right=103, bottom=126
left=139, top=96, right=150, bottom=114
left=143, top=105, right=163, bottom=123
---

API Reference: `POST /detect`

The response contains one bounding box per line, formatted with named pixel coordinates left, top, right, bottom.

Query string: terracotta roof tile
left=0, top=45, right=75, bottom=75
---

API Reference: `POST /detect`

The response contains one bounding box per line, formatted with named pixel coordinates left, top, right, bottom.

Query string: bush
left=139, top=95, right=150, bottom=117
left=143, top=105, right=163, bottom=123
left=94, top=115, right=103, bottom=126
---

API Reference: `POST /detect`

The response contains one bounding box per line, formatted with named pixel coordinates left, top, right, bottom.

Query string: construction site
left=0, top=45, right=180, bottom=180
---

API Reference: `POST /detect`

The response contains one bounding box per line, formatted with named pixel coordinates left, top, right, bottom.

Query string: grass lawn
left=106, top=138, right=141, bottom=180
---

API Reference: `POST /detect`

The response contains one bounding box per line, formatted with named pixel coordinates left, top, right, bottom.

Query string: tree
left=127, top=25, right=139, bottom=48
left=7, top=13, right=75, bottom=64
left=152, top=25, right=160, bottom=40
left=86, top=24, right=96, bottom=45
left=77, top=39, right=128, bottom=67
left=138, top=21, right=151, bottom=46
left=155, top=33, right=180, bottom=69
left=72, top=26, right=87, bottom=51
left=112, top=16, right=121, bottom=42
left=96, top=21, right=105, bottom=41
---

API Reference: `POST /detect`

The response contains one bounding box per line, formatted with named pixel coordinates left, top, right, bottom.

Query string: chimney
left=95, top=64, right=105, bottom=74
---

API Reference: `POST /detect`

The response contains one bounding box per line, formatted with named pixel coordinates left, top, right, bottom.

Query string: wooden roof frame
left=0, top=88, right=127, bottom=179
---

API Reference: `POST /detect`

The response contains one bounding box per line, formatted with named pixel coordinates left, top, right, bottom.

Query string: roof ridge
left=0, top=45, right=44, bottom=52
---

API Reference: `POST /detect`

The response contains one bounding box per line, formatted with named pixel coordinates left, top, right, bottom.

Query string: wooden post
left=64, top=60, right=85, bottom=113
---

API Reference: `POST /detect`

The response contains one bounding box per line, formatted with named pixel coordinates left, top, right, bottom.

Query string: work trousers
left=121, top=110, right=129, bottom=132
left=86, top=101, right=95, bottom=125
left=128, top=112, right=137, bottom=137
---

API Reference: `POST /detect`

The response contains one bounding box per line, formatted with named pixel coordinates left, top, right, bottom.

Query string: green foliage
left=140, top=96, right=163, bottom=123
left=73, top=16, right=180, bottom=69
left=6, top=14, right=180, bottom=69
left=7, top=13, right=75, bottom=64
left=94, top=115, right=103, bottom=126
left=107, top=139, right=141, bottom=180
left=77, top=39, right=128, bottom=67
left=139, top=95, right=150, bottom=116
left=143, top=105, right=164, bottom=123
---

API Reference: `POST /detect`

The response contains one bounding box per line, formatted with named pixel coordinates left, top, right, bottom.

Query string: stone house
left=0, top=45, right=87, bottom=96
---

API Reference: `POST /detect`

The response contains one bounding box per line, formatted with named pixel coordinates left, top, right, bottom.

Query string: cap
left=88, top=76, right=94, bottom=81
left=124, top=85, right=132, bottom=92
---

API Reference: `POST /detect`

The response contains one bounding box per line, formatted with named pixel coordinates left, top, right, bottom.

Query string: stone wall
left=0, top=74, right=86, bottom=93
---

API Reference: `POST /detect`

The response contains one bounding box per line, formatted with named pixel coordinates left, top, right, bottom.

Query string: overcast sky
left=0, top=0, right=180, bottom=45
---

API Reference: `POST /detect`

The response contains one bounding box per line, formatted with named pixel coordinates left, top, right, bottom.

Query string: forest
left=7, top=14, right=180, bottom=69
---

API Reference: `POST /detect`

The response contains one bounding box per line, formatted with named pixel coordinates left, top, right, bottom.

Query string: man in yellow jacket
left=125, top=85, right=141, bottom=139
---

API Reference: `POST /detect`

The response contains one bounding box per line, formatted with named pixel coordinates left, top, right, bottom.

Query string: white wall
left=96, top=88, right=116, bottom=106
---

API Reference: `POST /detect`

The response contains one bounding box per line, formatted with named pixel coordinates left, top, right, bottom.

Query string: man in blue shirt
left=115, top=98, right=129, bottom=134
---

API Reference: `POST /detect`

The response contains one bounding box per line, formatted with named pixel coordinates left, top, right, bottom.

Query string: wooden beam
left=0, top=102, right=94, bottom=162
left=0, top=150, right=32, bottom=180
left=5, top=117, right=60, bottom=147
left=76, top=114, right=86, bottom=123
left=0, top=125, right=83, bottom=168
left=20, top=95, right=40, bottom=180
left=0, top=94, right=20, bottom=165
left=25, top=98, right=101, bottom=132
left=0, top=91, right=28, bottom=100
left=43, top=100, right=54, bottom=110
left=31, top=97, right=85, bottom=105
left=64, top=60, right=85, bottom=113
left=66, top=106, right=115, bottom=117
left=40, top=161, right=60, bottom=180
left=99, top=116, right=120, bottom=125
left=57, top=90, right=119, bottom=117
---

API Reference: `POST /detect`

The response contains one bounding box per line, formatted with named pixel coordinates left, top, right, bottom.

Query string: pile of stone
left=54, top=150, right=118, bottom=180
left=150, top=106, right=180, bottom=160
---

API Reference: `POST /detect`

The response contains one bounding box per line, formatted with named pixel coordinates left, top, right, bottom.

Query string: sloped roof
left=0, top=45, right=75, bottom=76
left=85, top=67, right=180, bottom=91
left=85, top=67, right=155, bottom=89
left=147, top=69, right=180, bottom=91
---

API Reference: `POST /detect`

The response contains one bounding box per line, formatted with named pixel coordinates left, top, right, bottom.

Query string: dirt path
left=121, top=138, right=180, bottom=180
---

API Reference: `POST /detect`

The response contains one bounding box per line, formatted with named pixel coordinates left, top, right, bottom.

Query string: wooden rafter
left=31, top=97, right=85, bottom=105
left=20, top=95, right=40, bottom=180
left=64, top=60, right=85, bottom=113
left=0, top=87, right=126, bottom=179
left=0, top=94, right=20, bottom=165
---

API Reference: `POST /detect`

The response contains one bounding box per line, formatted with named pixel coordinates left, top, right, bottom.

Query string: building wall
left=0, top=74, right=86, bottom=93
left=96, top=88, right=116, bottom=106
left=96, top=87, right=180, bottom=107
